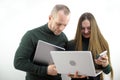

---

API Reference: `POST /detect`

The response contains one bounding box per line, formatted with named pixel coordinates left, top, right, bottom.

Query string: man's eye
left=57, top=24, right=61, bottom=26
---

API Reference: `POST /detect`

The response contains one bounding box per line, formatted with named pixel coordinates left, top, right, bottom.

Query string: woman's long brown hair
left=74, top=12, right=113, bottom=80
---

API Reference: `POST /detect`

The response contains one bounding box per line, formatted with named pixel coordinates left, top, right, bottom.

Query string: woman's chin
left=84, top=35, right=90, bottom=38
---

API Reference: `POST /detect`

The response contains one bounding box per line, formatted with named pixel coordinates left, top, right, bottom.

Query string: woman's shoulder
left=66, top=40, right=75, bottom=50
left=67, top=40, right=75, bottom=45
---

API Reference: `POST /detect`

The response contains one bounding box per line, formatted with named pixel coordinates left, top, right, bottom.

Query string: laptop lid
left=50, top=51, right=102, bottom=77
left=33, top=40, right=65, bottom=65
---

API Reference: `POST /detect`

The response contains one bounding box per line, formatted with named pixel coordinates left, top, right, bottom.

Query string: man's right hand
left=47, top=64, right=58, bottom=76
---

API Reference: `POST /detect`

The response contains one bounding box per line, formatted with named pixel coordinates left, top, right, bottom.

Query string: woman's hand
left=95, top=54, right=109, bottom=67
left=68, top=71, right=87, bottom=78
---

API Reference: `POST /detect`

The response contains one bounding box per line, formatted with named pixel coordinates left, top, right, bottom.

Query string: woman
left=67, top=12, right=113, bottom=80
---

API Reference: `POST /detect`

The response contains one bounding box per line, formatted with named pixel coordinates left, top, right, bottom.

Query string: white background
left=0, top=0, right=120, bottom=80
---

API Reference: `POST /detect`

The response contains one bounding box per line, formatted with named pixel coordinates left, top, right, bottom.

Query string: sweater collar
left=82, top=36, right=89, bottom=43
left=43, top=23, right=54, bottom=34
left=43, top=23, right=61, bottom=36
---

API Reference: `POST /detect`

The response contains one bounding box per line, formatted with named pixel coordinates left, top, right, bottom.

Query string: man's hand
left=47, top=64, right=57, bottom=76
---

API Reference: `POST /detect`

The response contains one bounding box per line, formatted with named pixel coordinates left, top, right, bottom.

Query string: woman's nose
left=84, top=28, right=89, bottom=33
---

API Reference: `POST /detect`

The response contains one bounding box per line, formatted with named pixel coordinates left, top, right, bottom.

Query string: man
left=14, top=4, right=70, bottom=80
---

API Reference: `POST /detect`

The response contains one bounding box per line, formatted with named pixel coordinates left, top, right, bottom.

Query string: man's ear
left=49, top=15, right=52, bottom=20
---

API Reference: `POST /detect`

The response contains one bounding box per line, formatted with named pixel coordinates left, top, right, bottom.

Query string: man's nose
left=59, top=25, right=65, bottom=31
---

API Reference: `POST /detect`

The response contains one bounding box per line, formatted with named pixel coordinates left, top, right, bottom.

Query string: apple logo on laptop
left=69, top=60, right=76, bottom=66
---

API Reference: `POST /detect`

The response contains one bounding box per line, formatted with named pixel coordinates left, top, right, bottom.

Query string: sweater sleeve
left=14, top=31, right=48, bottom=76
left=102, top=64, right=111, bottom=74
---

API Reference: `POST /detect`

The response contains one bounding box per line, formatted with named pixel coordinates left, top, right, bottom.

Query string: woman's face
left=81, top=19, right=91, bottom=38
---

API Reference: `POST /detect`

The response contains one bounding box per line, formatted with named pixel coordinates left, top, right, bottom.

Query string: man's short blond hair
left=51, top=4, right=70, bottom=17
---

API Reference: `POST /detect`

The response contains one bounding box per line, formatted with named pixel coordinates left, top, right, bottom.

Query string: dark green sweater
left=14, top=23, right=68, bottom=80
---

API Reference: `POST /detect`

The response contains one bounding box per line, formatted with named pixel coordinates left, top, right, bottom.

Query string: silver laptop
left=33, top=40, right=65, bottom=65
left=50, top=51, right=103, bottom=77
